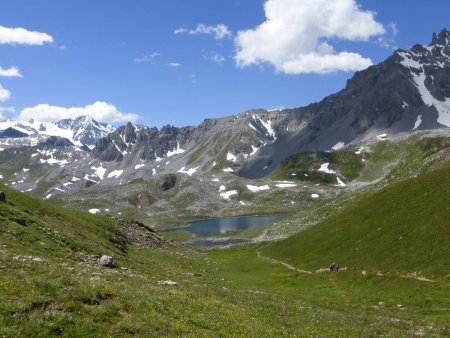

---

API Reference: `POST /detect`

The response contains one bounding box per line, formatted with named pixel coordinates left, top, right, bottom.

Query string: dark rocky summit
left=160, top=174, right=177, bottom=191
left=0, top=128, right=28, bottom=139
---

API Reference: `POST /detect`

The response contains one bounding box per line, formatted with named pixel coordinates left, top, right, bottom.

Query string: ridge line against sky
left=0, top=0, right=449, bottom=126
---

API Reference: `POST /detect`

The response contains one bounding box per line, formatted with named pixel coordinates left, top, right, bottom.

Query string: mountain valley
left=1, top=29, right=450, bottom=337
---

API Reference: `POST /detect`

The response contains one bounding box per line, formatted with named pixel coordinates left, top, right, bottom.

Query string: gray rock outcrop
left=99, top=255, right=116, bottom=268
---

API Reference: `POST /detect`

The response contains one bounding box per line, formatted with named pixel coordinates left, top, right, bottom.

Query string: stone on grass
left=158, top=280, right=178, bottom=286
left=100, top=255, right=116, bottom=268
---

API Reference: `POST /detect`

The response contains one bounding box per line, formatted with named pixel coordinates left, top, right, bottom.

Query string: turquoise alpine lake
left=161, top=215, right=282, bottom=238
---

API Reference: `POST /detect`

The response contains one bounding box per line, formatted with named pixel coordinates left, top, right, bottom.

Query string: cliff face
left=91, top=30, right=450, bottom=178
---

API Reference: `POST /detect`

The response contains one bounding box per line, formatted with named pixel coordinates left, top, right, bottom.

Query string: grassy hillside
left=269, top=149, right=364, bottom=184
left=263, top=163, right=450, bottom=277
left=1, top=155, right=449, bottom=336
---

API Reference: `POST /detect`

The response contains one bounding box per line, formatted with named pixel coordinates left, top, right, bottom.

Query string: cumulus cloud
left=166, top=62, right=181, bottom=68
left=0, top=25, right=53, bottom=45
left=235, top=0, right=385, bottom=74
left=0, top=84, right=11, bottom=102
left=175, top=24, right=232, bottom=40
left=0, top=66, right=22, bottom=78
left=18, top=101, right=139, bottom=123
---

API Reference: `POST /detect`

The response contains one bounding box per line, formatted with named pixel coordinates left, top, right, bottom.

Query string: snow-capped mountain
left=57, top=116, right=115, bottom=148
left=0, top=115, right=114, bottom=148
left=236, top=28, right=450, bottom=178
left=87, top=29, right=450, bottom=179
left=0, top=29, right=450, bottom=199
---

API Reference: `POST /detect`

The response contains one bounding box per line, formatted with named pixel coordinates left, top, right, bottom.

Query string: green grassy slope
left=269, top=149, right=364, bottom=184
left=1, top=156, right=450, bottom=336
left=263, top=164, right=450, bottom=277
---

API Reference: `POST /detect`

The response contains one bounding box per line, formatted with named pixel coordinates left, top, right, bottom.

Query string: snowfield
left=178, top=166, right=199, bottom=176
left=318, top=163, right=336, bottom=174
left=220, top=190, right=238, bottom=200
left=247, top=184, right=270, bottom=192
left=107, top=170, right=123, bottom=179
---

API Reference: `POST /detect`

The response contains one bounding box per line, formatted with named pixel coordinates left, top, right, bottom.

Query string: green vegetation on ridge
left=263, top=163, right=450, bottom=277
left=1, top=134, right=450, bottom=336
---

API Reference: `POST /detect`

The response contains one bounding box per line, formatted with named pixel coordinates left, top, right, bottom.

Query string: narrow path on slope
left=256, top=251, right=313, bottom=275
left=256, top=251, right=434, bottom=282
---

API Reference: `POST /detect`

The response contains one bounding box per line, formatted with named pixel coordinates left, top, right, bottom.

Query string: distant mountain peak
left=431, top=28, right=450, bottom=46
left=0, top=115, right=115, bottom=148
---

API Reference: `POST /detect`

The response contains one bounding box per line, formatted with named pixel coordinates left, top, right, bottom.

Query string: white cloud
left=0, top=106, right=15, bottom=120
left=0, top=66, right=22, bottom=78
left=0, top=106, right=15, bottom=114
left=18, top=101, right=138, bottom=123
left=235, top=0, right=385, bottom=74
left=388, top=23, right=399, bottom=37
left=134, top=52, right=160, bottom=63
left=204, top=51, right=225, bottom=64
left=175, top=24, right=232, bottom=40
left=377, top=23, right=399, bottom=50
left=0, top=25, right=53, bottom=45
left=166, top=62, right=181, bottom=68
left=0, top=84, right=11, bottom=102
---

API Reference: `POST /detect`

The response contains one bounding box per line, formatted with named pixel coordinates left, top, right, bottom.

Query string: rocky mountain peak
left=122, top=122, right=137, bottom=144
left=0, top=115, right=114, bottom=150
left=56, top=115, right=114, bottom=147
left=431, top=28, right=450, bottom=46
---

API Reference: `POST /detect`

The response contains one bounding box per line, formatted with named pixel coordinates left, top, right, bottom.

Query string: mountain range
left=0, top=115, right=114, bottom=149
left=0, top=29, right=449, bottom=204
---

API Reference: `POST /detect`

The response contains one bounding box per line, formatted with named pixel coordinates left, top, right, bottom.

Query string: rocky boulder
left=160, top=174, right=177, bottom=191
left=99, top=255, right=116, bottom=268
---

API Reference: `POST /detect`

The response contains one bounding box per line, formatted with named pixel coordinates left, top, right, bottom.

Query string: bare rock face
left=83, top=29, right=450, bottom=180
left=99, top=255, right=116, bottom=268
left=160, top=174, right=177, bottom=191
left=0, top=191, right=5, bottom=203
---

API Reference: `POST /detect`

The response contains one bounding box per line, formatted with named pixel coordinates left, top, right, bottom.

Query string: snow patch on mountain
left=220, top=190, right=238, bottom=200
left=251, top=114, right=276, bottom=140
left=250, top=145, right=259, bottom=156
left=178, top=166, right=199, bottom=176
left=167, top=142, right=185, bottom=157
left=91, top=165, right=106, bottom=180
left=413, top=115, right=423, bottom=130
left=318, top=163, right=336, bottom=174
left=332, top=142, right=345, bottom=150
left=40, top=157, right=69, bottom=166
left=247, top=184, right=270, bottom=193
left=276, top=182, right=297, bottom=188
left=335, top=177, right=346, bottom=187
left=227, top=152, right=237, bottom=162
left=107, top=170, right=123, bottom=179
left=411, top=72, right=450, bottom=127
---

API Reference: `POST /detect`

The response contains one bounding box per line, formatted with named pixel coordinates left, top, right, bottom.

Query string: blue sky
left=0, top=0, right=449, bottom=127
